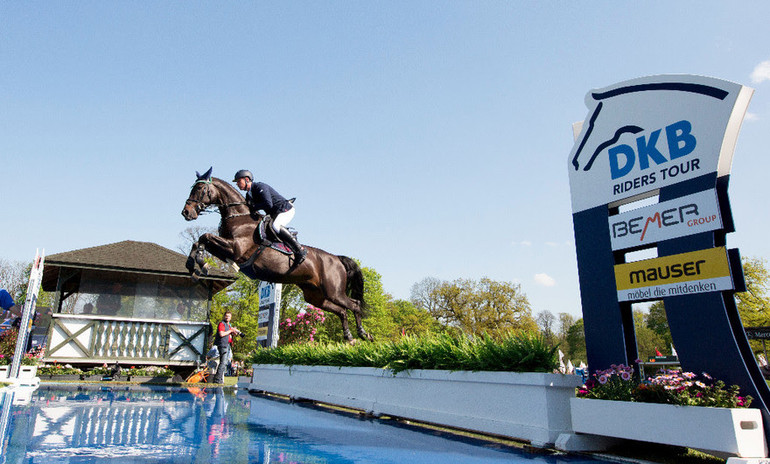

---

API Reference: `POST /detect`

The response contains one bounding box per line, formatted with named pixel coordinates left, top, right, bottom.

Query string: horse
left=181, top=168, right=372, bottom=343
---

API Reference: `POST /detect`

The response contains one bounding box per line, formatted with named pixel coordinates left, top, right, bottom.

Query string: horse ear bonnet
left=196, top=167, right=213, bottom=181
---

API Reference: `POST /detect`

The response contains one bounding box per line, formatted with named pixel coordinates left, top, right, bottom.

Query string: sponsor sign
left=609, top=189, right=723, bottom=250
left=259, top=282, right=277, bottom=306
left=568, top=75, right=753, bottom=213
left=614, top=246, right=733, bottom=302
left=257, top=326, right=268, bottom=339
left=257, top=281, right=282, bottom=345
left=745, top=327, right=770, bottom=340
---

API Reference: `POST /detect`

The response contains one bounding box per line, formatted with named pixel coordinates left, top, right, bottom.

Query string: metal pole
left=9, top=249, right=44, bottom=379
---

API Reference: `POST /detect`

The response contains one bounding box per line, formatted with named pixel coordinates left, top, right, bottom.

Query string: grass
left=250, top=332, right=558, bottom=373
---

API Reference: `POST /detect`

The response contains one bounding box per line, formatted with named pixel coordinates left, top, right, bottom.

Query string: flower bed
left=554, top=364, right=768, bottom=459
left=38, top=365, right=84, bottom=377
left=578, top=364, right=752, bottom=408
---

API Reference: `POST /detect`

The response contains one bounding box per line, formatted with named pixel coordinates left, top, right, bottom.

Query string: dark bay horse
left=181, top=168, right=371, bottom=342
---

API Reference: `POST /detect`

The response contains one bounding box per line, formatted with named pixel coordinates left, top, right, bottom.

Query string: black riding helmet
left=232, top=169, right=253, bottom=182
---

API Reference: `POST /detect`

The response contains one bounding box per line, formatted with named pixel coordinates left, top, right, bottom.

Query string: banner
left=568, top=75, right=752, bottom=213
left=608, top=189, right=723, bottom=250
left=614, top=246, right=733, bottom=302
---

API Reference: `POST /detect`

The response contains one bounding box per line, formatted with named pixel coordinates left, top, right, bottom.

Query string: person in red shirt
left=213, top=311, right=241, bottom=384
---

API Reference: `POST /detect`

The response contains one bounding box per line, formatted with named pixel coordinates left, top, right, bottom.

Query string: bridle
left=186, top=178, right=250, bottom=221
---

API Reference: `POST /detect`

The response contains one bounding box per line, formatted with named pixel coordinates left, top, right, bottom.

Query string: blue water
left=0, top=385, right=608, bottom=463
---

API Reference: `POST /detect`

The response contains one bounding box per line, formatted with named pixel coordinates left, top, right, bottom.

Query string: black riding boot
left=278, top=227, right=307, bottom=264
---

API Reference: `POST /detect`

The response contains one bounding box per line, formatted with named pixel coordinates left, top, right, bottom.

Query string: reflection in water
left=0, top=385, right=602, bottom=464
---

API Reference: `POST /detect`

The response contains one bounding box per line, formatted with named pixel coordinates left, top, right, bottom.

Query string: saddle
left=237, top=217, right=299, bottom=279
left=253, top=217, right=296, bottom=253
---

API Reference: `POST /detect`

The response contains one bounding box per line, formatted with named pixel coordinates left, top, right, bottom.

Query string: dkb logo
left=608, top=120, right=696, bottom=179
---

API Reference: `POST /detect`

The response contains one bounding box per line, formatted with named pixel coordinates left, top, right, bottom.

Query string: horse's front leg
left=186, top=242, right=203, bottom=274
left=192, top=233, right=237, bottom=276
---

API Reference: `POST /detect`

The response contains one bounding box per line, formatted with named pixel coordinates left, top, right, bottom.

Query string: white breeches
left=272, top=206, right=295, bottom=233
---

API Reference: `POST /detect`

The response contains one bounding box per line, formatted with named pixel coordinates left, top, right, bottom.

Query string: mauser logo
left=607, top=189, right=723, bottom=251
left=614, top=246, right=734, bottom=302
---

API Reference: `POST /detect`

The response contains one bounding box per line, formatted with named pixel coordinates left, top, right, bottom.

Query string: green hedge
left=249, top=332, right=557, bottom=374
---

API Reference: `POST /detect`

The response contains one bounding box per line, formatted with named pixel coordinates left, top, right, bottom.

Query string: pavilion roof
left=42, top=240, right=237, bottom=293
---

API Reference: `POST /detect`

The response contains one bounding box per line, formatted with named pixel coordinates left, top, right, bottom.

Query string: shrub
left=251, top=331, right=557, bottom=374
left=279, top=306, right=326, bottom=345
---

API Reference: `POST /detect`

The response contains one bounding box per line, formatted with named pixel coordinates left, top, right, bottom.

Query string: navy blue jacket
left=246, top=182, right=292, bottom=217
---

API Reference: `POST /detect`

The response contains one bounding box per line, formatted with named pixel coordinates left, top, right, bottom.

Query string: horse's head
left=182, top=167, right=217, bottom=221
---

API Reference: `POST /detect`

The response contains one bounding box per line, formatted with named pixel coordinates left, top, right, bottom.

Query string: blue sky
left=3, top=2, right=770, bottom=319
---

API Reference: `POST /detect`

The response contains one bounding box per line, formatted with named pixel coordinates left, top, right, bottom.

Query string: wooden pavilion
left=40, top=240, right=236, bottom=368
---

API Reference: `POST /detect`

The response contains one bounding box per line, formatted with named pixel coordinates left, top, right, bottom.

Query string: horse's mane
left=210, top=177, right=246, bottom=204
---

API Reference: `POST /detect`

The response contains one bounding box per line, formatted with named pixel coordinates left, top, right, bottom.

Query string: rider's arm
left=251, top=182, right=275, bottom=211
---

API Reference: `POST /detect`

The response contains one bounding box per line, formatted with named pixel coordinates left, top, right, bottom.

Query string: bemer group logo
left=608, top=189, right=723, bottom=251
left=568, top=75, right=753, bottom=214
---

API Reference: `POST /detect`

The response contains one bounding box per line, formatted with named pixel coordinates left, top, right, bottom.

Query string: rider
left=232, top=169, right=307, bottom=264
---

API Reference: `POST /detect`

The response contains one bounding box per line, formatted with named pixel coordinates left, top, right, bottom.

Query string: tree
left=535, top=310, right=556, bottom=345
left=633, top=308, right=666, bottom=359
left=736, top=257, right=770, bottom=327
left=645, top=301, right=673, bottom=351
left=177, top=225, right=217, bottom=255
left=557, top=313, right=575, bottom=341
left=410, top=276, right=537, bottom=338
left=734, top=256, right=770, bottom=355
left=564, top=318, right=587, bottom=363
left=409, top=277, right=445, bottom=323
left=0, top=258, right=28, bottom=302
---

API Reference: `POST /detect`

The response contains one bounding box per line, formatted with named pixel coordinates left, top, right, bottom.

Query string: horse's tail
left=338, top=255, right=367, bottom=315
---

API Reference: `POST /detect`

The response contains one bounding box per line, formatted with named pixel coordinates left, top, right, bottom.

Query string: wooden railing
left=27, top=398, right=203, bottom=453
left=43, top=314, right=209, bottom=366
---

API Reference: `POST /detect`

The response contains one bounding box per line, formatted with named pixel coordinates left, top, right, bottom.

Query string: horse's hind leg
left=324, top=300, right=354, bottom=342
left=328, top=293, right=372, bottom=342
left=351, top=307, right=372, bottom=341
left=302, top=287, right=354, bottom=342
